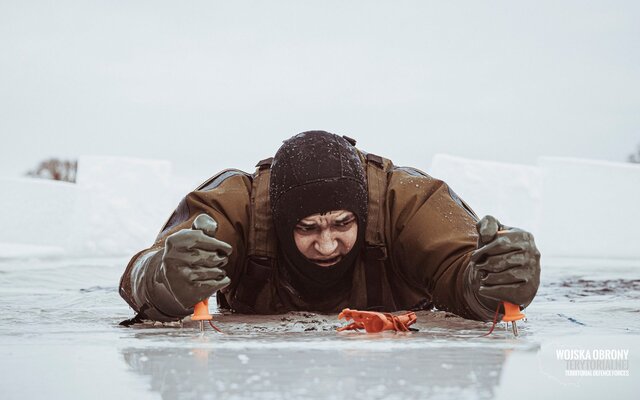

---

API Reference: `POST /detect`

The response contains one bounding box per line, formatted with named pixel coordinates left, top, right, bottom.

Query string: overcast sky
left=1, top=1, right=638, bottom=180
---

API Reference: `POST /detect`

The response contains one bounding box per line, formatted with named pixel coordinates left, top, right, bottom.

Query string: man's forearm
left=121, top=249, right=192, bottom=322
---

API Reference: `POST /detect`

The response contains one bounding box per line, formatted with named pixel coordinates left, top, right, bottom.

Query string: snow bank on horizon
left=0, top=178, right=77, bottom=252
left=1, top=154, right=639, bottom=267
left=429, top=155, right=542, bottom=234
left=429, top=154, right=640, bottom=266
left=537, top=157, right=640, bottom=260
left=0, top=156, right=189, bottom=258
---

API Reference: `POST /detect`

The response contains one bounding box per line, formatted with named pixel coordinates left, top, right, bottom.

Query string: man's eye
left=296, top=225, right=316, bottom=232
left=335, top=218, right=355, bottom=227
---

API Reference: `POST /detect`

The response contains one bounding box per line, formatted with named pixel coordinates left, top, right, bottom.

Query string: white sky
left=1, top=1, right=638, bottom=180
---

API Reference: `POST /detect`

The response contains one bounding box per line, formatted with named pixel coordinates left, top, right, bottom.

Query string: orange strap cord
left=337, top=308, right=417, bottom=333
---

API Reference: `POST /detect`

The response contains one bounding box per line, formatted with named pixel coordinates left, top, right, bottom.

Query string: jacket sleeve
left=386, top=168, right=489, bottom=320
left=119, top=171, right=251, bottom=321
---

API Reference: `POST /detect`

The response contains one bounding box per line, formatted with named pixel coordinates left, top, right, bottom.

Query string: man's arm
left=386, top=169, right=540, bottom=321
left=119, top=173, right=252, bottom=322
left=463, top=215, right=541, bottom=320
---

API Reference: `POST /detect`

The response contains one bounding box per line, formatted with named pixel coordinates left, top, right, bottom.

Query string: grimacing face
left=293, top=210, right=358, bottom=267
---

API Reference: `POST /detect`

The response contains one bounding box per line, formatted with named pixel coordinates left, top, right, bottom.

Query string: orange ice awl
left=192, top=299, right=213, bottom=332
left=481, top=230, right=527, bottom=337
left=502, top=301, right=525, bottom=336
left=337, top=308, right=417, bottom=333
left=484, top=301, right=526, bottom=337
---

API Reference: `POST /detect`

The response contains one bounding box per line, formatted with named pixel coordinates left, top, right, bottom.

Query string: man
left=119, top=131, right=540, bottom=323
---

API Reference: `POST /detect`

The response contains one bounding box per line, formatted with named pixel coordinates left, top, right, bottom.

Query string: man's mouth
left=310, top=255, right=342, bottom=267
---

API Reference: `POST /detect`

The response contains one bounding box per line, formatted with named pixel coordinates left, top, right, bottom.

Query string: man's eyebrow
left=335, top=213, right=355, bottom=223
left=297, top=220, right=317, bottom=227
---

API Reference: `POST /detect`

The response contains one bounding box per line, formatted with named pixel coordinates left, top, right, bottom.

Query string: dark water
left=0, top=257, right=638, bottom=399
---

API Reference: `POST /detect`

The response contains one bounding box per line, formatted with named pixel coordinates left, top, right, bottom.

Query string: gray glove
left=131, top=214, right=232, bottom=321
left=463, top=215, right=541, bottom=321
left=161, top=213, right=232, bottom=308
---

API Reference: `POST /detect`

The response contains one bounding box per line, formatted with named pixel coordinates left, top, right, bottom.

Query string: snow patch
left=537, top=157, right=640, bottom=259
left=73, top=156, right=174, bottom=256
left=1, top=154, right=639, bottom=265
left=429, top=154, right=640, bottom=264
left=0, top=177, right=77, bottom=250
left=0, top=243, right=67, bottom=260
left=429, top=154, right=541, bottom=234
left=0, top=157, right=177, bottom=258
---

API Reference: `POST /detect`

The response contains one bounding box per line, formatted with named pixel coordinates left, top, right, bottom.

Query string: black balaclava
left=269, top=131, right=368, bottom=300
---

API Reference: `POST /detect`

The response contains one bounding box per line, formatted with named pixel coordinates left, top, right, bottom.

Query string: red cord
left=208, top=320, right=224, bottom=334
left=482, top=302, right=503, bottom=337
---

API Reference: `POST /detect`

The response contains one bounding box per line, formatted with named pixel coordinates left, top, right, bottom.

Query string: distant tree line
left=26, top=158, right=77, bottom=183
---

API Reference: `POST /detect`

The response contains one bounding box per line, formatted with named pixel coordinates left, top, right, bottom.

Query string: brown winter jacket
left=119, top=154, right=487, bottom=322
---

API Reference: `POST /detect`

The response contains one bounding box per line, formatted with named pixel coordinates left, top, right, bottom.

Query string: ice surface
left=0, top=257, right=638, bottom=399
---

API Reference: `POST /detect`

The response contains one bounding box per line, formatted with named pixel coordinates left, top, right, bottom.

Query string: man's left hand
left=468, top=215, right=541, bottom=308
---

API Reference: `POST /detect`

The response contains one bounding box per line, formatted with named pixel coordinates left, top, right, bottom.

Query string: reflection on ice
left=117, top=312, right=538, bottom=399
left=122, top=345, right=508, bottom=400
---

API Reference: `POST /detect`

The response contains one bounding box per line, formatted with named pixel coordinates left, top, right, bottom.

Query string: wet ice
left=0, top=257, right=638, bottom=399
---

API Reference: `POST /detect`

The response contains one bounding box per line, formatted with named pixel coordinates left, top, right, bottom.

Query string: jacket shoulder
left=155, top=169, right=252, bottom=242
left=387, top=166, right=477, bottom=220
left=196, top=168, right=253, bottom=191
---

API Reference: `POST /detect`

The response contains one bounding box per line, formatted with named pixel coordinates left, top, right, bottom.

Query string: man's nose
left=315, top=230, right=338, bottom=255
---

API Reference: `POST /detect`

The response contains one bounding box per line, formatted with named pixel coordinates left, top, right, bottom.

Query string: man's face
left=293, top=210, right=358, bottom=267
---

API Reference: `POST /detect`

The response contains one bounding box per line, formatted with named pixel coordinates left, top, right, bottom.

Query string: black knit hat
left=269, top=131, right=368, bottom=300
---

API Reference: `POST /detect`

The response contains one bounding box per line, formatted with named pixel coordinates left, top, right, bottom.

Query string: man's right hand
left=160, top=214, right=233, bottom=309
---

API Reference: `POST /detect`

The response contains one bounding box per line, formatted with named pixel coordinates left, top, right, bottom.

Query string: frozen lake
left=0, top=257, right=638, bottom=399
